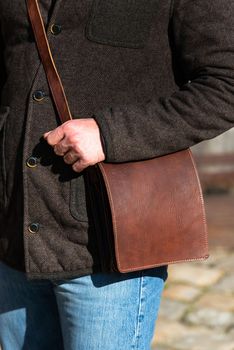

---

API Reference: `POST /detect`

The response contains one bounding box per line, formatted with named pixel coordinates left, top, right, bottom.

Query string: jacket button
left=28, top=223, right=40, bottom=234
left=50, top=24, right=62, bottom=35
left=33, top=90, right=45, bottom=102
left=26, top=157, right=38, bottom=168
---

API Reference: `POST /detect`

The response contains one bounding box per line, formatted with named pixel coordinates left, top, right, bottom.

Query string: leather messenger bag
left=27, top=0, right=209, bottom=273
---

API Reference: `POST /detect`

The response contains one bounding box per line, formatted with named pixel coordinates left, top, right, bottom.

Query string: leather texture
left=98, top=151, right=209, bottom=272
left=27, top=0, right=72, bottom=123
left=27, top=0, right=209, bottom=273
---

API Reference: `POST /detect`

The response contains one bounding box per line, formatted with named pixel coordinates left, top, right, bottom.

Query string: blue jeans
left=0, top=261, right=167, bottom=350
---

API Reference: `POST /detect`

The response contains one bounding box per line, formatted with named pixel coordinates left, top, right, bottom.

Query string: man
left=0, top=1, right=234, bottom=349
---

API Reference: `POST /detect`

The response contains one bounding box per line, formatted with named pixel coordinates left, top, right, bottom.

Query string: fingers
left=72, top=159, right=88, bottom=173
left=44, top=125, right=65, bottom=146
left=63, top=151, right=79, bottom=165
left=43, top=119, right=104, bottom=173
left=53, top=141, right=70, bottom=156
left=64, top=152, right=90, bottom=173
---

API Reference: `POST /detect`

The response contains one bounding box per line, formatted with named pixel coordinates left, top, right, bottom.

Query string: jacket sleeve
left=94, top=0, right=234, bottom=163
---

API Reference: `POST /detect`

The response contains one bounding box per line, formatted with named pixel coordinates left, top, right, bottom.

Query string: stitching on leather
left=118, top=256, right=210, bottom=273
left=99, top=149, right=209, bottom=273
left=188, top=149, right=209, bottom=251
left=98, top=163, right=121, bottom=268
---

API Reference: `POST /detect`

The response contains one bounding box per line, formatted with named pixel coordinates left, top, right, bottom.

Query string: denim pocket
left=70, top=174, right=89, bottom=222
left=86, top=0, right=158, bottom=48
left=0, top=106, right=10, bottom=210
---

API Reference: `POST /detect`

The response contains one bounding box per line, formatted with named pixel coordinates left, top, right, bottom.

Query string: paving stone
left=158, top=298, right=188, bottom=321
left=155, top=246, right=234, bottom=350
left=196, top=292, right=234, bottom=311
left=168, top=264, right=224, bottom=287
left=163, top=284, right=202, bottom=303
left=174, top=330, right=234, bottom=350
left=213, top=275, right=234, bottom=294
left=194, top=247, right=230, bottom=268
left=216, top=253, right=234, bottom=272
left=151, top=345, right=173, bottom=350
left=185, top=307, right=234, bottom=329
left=152, top=319, right=189, bottom=346
left=228, top=327, right=234, bottom=339
left=153, top=319, right=234, bottom=350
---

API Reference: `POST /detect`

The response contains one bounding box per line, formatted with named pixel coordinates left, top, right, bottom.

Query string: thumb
left=43, top=131, right=51, bottom=139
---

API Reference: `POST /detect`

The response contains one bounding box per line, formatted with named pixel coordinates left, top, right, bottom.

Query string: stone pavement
left=151, top=193, right=234, bottom=350
left=151, top=247, right=234, bottom=350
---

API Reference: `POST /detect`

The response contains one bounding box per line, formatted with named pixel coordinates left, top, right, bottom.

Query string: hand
left=44, top=118, right=105, bottom=173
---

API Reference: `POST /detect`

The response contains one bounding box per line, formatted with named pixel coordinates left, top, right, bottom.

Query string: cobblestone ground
left=151, top=247, right=234, bottom=350
left=151, top=194, right=234, bottom=350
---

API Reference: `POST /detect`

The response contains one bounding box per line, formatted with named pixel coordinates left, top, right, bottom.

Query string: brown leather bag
left=27, top=0, right=209, bottom=273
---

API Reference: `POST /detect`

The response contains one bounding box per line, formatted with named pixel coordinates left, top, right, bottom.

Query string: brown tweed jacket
left=0, top=0, right=234, bottom=279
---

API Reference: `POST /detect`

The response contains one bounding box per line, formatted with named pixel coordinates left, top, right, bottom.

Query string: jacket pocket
left=70, top=173, right=89, bottom=222
left=86, top=0, right=158, bottom=48
left=0, top=106, right=10, bottom=210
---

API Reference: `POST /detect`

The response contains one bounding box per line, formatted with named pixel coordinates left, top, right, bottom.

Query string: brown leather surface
left=27, top=0, right=209, bottom=272
left=27, top=0, right=72, bottom=123
left=99, top=150, right=209, bottom=272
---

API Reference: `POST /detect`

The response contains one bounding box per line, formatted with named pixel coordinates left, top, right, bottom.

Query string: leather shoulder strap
left=27, top=0, right=72, bottom=123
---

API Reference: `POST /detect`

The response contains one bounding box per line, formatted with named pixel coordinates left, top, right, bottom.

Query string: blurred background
left=152, top=129, right=234, bottom=350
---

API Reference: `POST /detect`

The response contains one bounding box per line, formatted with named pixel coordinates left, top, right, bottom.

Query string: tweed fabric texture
left=0, top=0, right=234, bottom=279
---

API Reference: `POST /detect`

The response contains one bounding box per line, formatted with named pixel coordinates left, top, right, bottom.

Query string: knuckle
left=88, top=160, right=96, bottom=167
left=64, top=121, right=77, bottom=134
left=54, top=146, right=61, bottom=155
left=55, top=143, right=66, bottom=156
left=66, top=152, right=76, bottom=164
left=67, top=134, right=76, bottom=144
left=56, top=126, right=64, bottom=138
left=78, top=156, right=87, bottom=166
left=63, top=154, right=70, bottom=164
left=73, top=143, right=81, bottom=153
left=72, top=159, right=87, bottom=173
left=63, top=123, right=71, bottom=134
left=72, top=163, right=80, bottom=172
